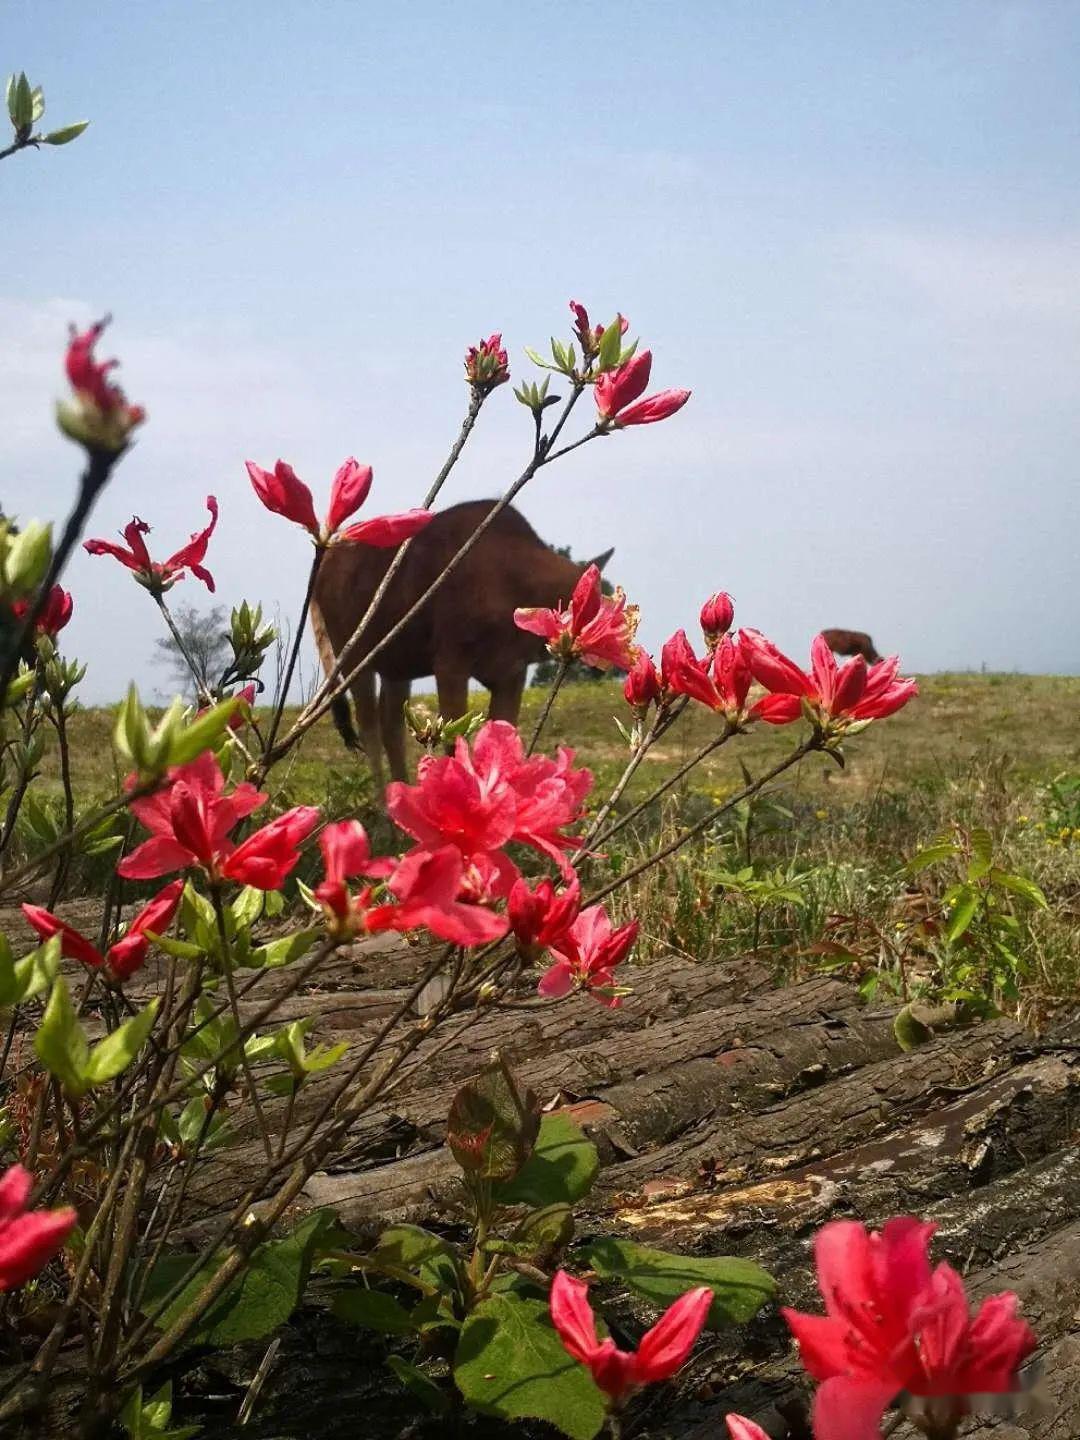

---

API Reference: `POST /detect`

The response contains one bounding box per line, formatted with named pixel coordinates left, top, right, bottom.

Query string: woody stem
left=0, top=449, right=114, bottom=703
left=262, top=546, right=323, bottom=757
left=154, top=595, right=215, bottom=705
left=527, top=658, right=570, bottom=755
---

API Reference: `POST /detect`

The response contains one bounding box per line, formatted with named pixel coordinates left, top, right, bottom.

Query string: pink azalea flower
left=0, top=1165, right=77, bottom=1292
left=12, top=585, right=73, bottom=638
left=246, top=457, right=433, bottom=547
left=783, top=1217, right=1037, bottom=1440
left=61, top=318, right=145, bottom=452
left=117, top=751, right=318, bottom=890
left=594, top=350, right=690, bottom=428
left=740, top=631, right=918, bottom=728
left=386, top=720, right=592, bottom=883
left=514, top=565, right=640, bottom=672
left=23, top=880, right=184, bottom=984
left=538, top=903, right=639, bottom=1007
left=508, top=871, right=581, bottom=957
left=464, top=333, right=510, bottom=393
left=84, top=497, right=219, bottom=594
left=550, top=1270, right=711, bottom=1403
left=663, top=630, right=758, bottom=724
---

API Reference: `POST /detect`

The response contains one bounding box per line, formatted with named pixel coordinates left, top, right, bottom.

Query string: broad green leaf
left=144, top=1210, right=335, bottom=1347
left=495, top=1113, right=599, bottom=1208
left=386, top=1356, right=450, bottom=1414
left=967, top=827, right=994, bottom=881
left=30, top=86, right=44, bottom=122
left=0, top=935, right=60, bottom=1006
left=454, top=1293, right=605, bottom=1440
left=904, top=840, right=959, bottom=875
left=373, top=1224, right=458, bottom=1271
left=34, top=977, right=89, bottom=1095
left=332, top=1287, right=417, bottom=1333
left=511, top=1202, right=574, bottom=1255
left=85, top=999, right=159, bottom=1086
left=946, top=888, right=979, bottom=943
left=42, top=121, right=89, bottom=146
left=584, top=1237, right=775, bottom=1328
left=446, top=1056, right=540, bottom=1181
left=990, top=869, right=1048, bottom=909
left=231, top=886, right=266, bottom=929
left=246, top=928, right=321, bottom=969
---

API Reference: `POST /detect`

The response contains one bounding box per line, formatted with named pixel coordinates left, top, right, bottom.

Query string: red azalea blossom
left=726, top=1419, right=770, bottom=1440
left=464, top=332, right=510, bottom=393
left=313, top=819, right=396, bottom=935
left=550, top=1270, right=711, bottom=1403
left=0, top=1165, right=77, bottom=1292
left=740, top=630, right=918, bottom=729
left=246, top=457, right=433, bottom=549
left=623, top=650, right=662, bottom=714
left=508, top=871, right=581, bottom=958
left=538, top=904, right=639, bottom=1007
left=61, top=318, right=145, bottom=452
left=569, top=301, right=629, bottom=359
left=663, top=630, right=758, bottom=723
left=367, top=845, right=510, bottom=946
left=12, top=585, right=73, bottom=638
left=594, top=350, right=690, bottom=428
left=22, top=880, right=184, bottom=984
left=782, top=1217, right=1037, bottom=1440
left=514, top=565, right=640, bottom=672
left=117, top=751, right=318, bottom=889
left=84, top=497, right=219, bottom=594
left=699, top=591, right=735, bottom=648
left=386, top=720, right=592, bottom=882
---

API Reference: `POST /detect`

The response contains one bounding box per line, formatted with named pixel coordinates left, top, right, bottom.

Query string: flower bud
left=699, top=591, right=734, bottom=649
left=623, top=651, right=661, bottom=714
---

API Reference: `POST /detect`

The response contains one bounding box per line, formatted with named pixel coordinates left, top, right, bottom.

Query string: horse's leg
left=379, top=677, right=411, bottom=782
left=436, top=664, right=470, bottom=724
left=487, top=668, right=527, bottom=725
left=352, top=669, right=385, bottom=789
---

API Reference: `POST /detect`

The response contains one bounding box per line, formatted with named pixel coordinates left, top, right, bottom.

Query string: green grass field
left=25, top=673, right=1080, bottom=1019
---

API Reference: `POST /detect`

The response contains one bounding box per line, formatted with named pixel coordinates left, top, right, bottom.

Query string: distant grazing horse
left=311, top=500, right=613, bottom=782
left=821, top=628, right=882, bottom=665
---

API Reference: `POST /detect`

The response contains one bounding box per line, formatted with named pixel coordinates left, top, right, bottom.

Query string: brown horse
left=310, top=500, right=613, bottom=782
left=821, top=628, right=882, bottom=665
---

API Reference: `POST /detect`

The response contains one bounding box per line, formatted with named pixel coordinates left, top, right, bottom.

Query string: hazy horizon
left=3, top=2, right=1078, bottom=702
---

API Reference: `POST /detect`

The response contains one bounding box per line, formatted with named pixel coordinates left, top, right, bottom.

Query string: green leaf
left=119, top=1380, right=200, bottom=1440
left=524, top=345, right=555, bottom=371
left=246, top=928, right=321, bottom=969
left=454, top=1293, right=605, bottom=1440
left=373, top=1224, right=458, bottom=1271
left=904, top=839, right=960, bottom=875
left=85, top=1000, right=159, bottom=1086
left=34, top=977, right=90, bottom=1095
left=597, top=316, right=623, bottom=372
left=167, top=696, right=240, bottom=766
left=494, top=1113, right=599, bottom=1208
left=30, top=86, right=44, bottom=122
left=144, top=1210, right=336, bottom=1347
left=967, top=827, right=994, bottom=881
left=446, top=1055, right=540, bottom=1181
left=42, top=121, right=89, bottom=146
left=386, top=1356, right=450, bottom=1415
left=332, top=1287, right=417, bottom=1334
left=9, top=72, right=33, bottom=129
left=0, top=935, right=60, bottom=1007
left=584, top=1237, right=775, bottom=1328
left=511, top=1202, right=574, bottom=1256
left=990, top=869, right=1048, bottom=909
left=946, top=887, right=979, bottom=943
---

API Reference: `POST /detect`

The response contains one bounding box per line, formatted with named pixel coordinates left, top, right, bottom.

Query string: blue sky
left=3, top=1, right=1078, bottom=700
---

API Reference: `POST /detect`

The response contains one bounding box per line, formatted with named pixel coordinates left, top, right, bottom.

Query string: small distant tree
left=153, top=603, right=230, bottom=699
left=531, top=545, right=628, bottom=686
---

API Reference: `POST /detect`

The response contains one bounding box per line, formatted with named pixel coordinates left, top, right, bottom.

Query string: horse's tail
left=310, top=598, right=360, bottom=751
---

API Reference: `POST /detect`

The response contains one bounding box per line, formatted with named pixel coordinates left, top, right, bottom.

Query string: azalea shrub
left=0, top=288, right=1038, bottom=1440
